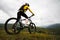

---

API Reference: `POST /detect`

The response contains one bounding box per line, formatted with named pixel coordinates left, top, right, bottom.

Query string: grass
left=0, top=29, right=60, bottom=40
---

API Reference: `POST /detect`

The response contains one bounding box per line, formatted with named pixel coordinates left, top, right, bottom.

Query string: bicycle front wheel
left=28, top=23, right=36, bottom=34
left=4, top=18, right=21, bottom=34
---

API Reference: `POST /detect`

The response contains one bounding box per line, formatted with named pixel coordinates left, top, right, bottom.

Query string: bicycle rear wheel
left=28, top=23, right=36, bottom=34
left=4, top=18, right=21, bottom=34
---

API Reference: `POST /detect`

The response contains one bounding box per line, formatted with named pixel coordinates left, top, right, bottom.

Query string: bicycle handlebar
left=28, top=15, right=34, bottom=18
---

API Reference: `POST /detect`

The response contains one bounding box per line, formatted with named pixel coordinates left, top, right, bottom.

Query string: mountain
left=0, top=24, right=4, bottom=29
left=47, top=23, right=60, bottom=35
left=47, top=23, right=60, bottom=28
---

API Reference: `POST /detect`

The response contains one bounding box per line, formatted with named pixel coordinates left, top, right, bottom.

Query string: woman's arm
left=28, top=7, right=34, bottom=16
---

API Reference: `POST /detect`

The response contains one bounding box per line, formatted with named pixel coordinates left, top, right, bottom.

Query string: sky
left=0, top=0, right=60, bottom=27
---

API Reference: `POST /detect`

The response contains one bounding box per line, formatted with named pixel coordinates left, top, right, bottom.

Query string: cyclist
left=14, top=3, right=35, bottom=28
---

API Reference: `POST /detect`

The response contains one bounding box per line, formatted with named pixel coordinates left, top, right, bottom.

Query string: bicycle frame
left=19, top=18, right=33, bottom=27
left=4, top=15, right=36, bottom=34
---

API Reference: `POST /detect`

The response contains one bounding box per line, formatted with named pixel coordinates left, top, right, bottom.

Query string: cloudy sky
left=0, top=0, right=60, bottom=27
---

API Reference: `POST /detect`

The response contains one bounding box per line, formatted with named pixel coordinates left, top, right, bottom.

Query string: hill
left=47, top=23, right=60, bottom=35
left=0, top=24, right=60, bottom=40
left=0, top=24, right=4, bottom=29
left=47, top=23, right=60, bottom=28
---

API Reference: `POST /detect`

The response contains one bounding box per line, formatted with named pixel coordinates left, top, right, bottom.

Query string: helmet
left=25, top=3, right=29, bottom=6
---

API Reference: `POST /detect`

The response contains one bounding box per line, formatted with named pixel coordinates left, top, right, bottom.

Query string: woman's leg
left=21, top=13, right=29, bottom=25
left=16, top=12, right=21, bottom=22
left=21, top=12, right=28, bottom=19
left=13, top=12, right=21, bottom=29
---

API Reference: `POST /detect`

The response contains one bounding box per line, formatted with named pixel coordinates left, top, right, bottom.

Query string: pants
left=16, top=11, right=28, bottom=22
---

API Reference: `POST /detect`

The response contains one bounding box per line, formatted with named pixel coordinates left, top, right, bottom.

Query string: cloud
left=0, top=0, right=19, bottom=17
left=0, top=0, right=60, bottom=27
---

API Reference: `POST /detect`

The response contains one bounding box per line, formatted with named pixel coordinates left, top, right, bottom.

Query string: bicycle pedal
left=20, top=27, right=23, bottom=29
left=17, top=27, right=20, bottom=30
left=31, top=27, right=34, bottom=29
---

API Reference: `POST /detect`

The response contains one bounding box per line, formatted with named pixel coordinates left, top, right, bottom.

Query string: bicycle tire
left=28, top=23, right=36, bottom=34
left=4, top=18, right=21, bottom=35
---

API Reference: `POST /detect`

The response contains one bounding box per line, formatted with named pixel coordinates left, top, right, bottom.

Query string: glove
left=32, top=14, right=34, bottom=16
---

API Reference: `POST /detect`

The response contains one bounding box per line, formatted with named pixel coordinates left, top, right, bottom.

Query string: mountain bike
left=4, top=15, right=36, bottom=34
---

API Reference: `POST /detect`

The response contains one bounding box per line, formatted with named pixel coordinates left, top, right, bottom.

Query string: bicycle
left=4, top=15, right=36, bottom=34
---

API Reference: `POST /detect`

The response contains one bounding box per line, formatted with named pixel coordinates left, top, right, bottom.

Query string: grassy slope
left=0, top=24, right=60, bottom=40
left=0, top=29, right=60, bottom=40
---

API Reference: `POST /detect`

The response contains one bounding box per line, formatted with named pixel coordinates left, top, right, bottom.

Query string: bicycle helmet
left=25, top=3, right=29, bottom=6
